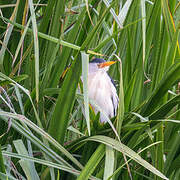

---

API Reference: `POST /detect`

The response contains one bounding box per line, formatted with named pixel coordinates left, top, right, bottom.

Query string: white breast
left=88, top=71, right=118, bottom=123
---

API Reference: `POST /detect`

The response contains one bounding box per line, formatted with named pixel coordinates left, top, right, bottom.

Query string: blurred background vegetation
left=0, top=0, right=180, bottom=179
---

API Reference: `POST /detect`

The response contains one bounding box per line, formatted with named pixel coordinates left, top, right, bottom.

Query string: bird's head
left=89, top=58, right=116, bottom=73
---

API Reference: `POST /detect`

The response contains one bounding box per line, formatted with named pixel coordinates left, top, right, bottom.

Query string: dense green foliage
left=0, top=0, right=180, bottom=179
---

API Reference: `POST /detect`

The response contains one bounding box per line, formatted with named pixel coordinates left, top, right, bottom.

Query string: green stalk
left=0, top=144, right=6, bottom=174
left=77, top=144, right=105, bottom=180
left=48, top=53, right=82, bottom=144
left=43, top=0, right=65, bottom=68
left=38, top=0, right=56, bottom=51
left=116, top=60, right=124, bottom=136
left=155, top=123, right=164, bottom=180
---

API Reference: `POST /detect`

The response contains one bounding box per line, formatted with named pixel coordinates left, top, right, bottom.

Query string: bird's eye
left=97, top=63, right=103, bottom=68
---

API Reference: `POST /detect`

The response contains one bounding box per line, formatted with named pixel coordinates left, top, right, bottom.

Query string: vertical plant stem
left=77, top=144, right=105, bottom=180
left=0, top=144, right=6, bottom=174
left=156, top=123, right=164, bottom=180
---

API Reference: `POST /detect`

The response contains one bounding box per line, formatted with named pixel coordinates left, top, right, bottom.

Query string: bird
left=88, top=58, right=119, bottom=123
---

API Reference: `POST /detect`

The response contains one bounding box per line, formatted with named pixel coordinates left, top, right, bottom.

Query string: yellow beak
left=97, top=61, right=116, bottom=68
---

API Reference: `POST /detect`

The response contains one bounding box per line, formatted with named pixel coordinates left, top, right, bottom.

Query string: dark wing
left=109, top=76, right=116, bottom=88
left=111, top=94, right=119, bottom=116
left=90, top=58, right=106, bottom=64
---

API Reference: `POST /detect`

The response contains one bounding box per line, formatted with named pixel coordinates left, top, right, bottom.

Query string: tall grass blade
left=81, top=51, right=90, bottom=136
left=104, top=145, right=114, bottom=180
left=28, top=0, right=39, bottom=102
left=85, top=136, right=168, bottom=180
left=13, top=139, right=39, bottom=180
left=77, top=144, right=105, bottom=180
